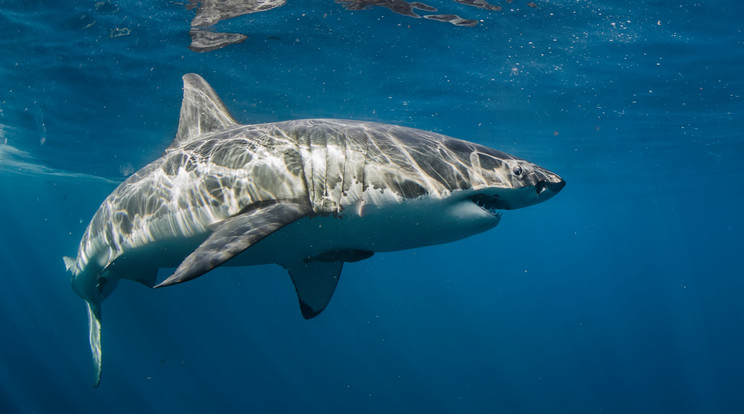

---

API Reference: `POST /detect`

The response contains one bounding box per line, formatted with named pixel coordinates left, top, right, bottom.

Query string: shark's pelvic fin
left=135, top=268, right=158, bottom=288
left=168, top=73, right=238, bottom=150
left=288, top=260, right=343, bottom=319
left=86, top=300, right=103, bottom=387
left=155, top=201, right=309, bottom=288
left=101, top=257, right=158, bottom=288
left=308, top=249, right=374, bottom=263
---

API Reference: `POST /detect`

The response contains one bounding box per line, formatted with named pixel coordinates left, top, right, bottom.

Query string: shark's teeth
left=469, top=194, right=504, bottom=217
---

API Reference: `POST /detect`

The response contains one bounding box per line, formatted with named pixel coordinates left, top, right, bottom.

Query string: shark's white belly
left=108, top=193, right=499, bottom=280
left=228, top=195, right=499, bottom=267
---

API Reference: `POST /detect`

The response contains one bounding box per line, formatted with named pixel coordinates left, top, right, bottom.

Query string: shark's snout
left=531, top=163, right=565, bottom=198
left=550, top=178, right=566, bottom=193
left=536, top=177, right=566, bottom=195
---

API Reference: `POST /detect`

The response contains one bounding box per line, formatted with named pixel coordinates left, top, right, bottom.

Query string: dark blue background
left=1, top=1, right=742, bottom=412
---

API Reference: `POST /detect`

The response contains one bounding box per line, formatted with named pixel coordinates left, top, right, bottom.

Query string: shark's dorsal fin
left=288, top=261, right=343, bottom=319
left=168, top=73, right=238, bottom=150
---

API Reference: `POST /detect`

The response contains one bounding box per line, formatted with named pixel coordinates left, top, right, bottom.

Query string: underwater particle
left=424, top=14, right=478, bottom=27
left=188, top=0, right=287, bottom=27
left=336, top=0, right=437, bottom=18
left=453, top=0, right=501, bottom=12
left=109, top=27, right=131, bottom=38
left=189, top=30, right=248, bottom=52
left=72, top=13, right=96, bottom=29
left=119, top=162, right=134, bottom=177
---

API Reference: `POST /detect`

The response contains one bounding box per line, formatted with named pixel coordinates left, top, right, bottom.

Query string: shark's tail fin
left=86, top=300, right=103, bottom=387
left=64, top=255, right=103, bottom=386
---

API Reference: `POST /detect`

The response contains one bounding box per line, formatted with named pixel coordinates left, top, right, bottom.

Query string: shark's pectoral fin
left=287, top=261, right=343, bottom=319
left=155, top=201, right=308, bottom=288
left=86, top=300, right=102, bottom=387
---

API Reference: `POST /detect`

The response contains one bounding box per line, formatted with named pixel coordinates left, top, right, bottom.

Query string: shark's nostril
left=536, top=178, right=565, bottom=195
left=536, top=181, right=547, bottom=195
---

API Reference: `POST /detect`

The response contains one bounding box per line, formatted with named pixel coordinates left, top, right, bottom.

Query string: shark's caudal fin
left=86, top=300, right=103, bottom=387
left=64, top=256, right=103, bottom=387
left=167, top=73, right=238, bottom=151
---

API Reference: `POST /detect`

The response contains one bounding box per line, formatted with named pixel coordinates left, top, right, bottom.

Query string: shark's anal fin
left=86, top=300, right=102, bottom=387
left=288, top=261, right=344, bottom=319
left=155, top=201, right=308, bottom=288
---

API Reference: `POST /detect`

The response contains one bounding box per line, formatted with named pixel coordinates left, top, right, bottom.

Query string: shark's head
left=444, top=139, right=565, bottom=216
left=470, top=157, right=565, bottom=211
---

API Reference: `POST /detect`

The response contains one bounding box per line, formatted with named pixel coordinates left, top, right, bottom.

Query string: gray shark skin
left=64, top=73, right=565, bottom=386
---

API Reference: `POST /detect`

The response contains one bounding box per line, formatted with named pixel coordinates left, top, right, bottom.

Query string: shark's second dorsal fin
left=168, top=73, right=238, bottom=150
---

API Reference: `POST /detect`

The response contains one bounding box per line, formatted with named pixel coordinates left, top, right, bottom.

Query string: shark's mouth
left=469, top=194, right=508, bottom=217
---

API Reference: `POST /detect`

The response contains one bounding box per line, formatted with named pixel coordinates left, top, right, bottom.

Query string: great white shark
left=64, top=73, right=565, bottom=386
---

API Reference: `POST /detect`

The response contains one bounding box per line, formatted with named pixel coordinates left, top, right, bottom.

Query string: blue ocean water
left=1, top=0, right=742, bottom=412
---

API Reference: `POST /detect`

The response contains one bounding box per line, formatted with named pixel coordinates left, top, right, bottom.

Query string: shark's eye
left=512, top=165, right=523, bottom=176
